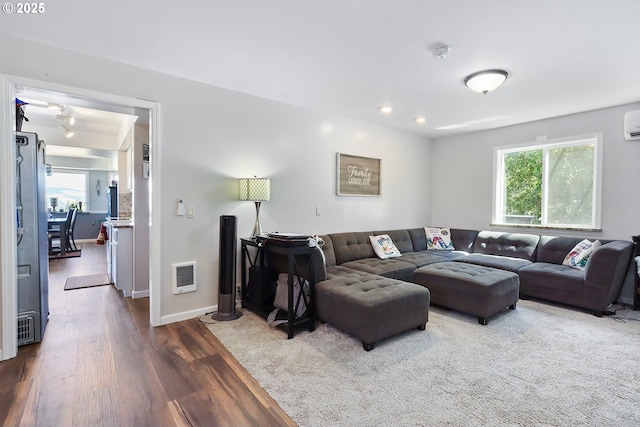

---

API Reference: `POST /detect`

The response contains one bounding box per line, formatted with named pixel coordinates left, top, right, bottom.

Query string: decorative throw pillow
left=369, top=234, right=402, bottom=259
left=425, top=227, right=455, bottom=250
left=562, top=239, right=601, bottom=270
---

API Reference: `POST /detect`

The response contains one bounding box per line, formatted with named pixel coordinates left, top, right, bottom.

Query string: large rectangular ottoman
left=413, top=262, right=519, bottom=325
left=316, top=266, right=431, bottom=351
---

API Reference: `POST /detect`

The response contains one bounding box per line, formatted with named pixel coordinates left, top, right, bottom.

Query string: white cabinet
left=106, top=221, right=133, bottom=297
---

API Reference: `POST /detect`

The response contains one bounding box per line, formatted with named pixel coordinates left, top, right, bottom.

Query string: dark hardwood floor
left=0, top=242, right=295, bottom=427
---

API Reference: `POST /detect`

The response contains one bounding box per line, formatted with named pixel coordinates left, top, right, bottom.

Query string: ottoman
left=316, top=267, right=431, bottom=351
left=413, top=262, right=519, bottom=325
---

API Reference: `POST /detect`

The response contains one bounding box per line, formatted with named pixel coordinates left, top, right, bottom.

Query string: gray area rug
left=64, top=273, right=110, bottom=291
left=206, top=300, right=640, bottom=427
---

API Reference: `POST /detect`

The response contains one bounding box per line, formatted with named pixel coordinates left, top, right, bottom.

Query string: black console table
left=240, top=238, right=316, bottom=338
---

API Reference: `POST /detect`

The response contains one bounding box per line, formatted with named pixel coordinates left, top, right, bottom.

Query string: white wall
left=0, top=34, right=431, bottom=330
left=430, top=102, right=640, bottom=241
left=132, top=123, right=150, bottom=298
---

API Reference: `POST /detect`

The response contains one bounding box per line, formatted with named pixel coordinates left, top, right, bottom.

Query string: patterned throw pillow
left=562, top=239, right=601, bottom=270
left=369, top=234, right=402, bottom=259
left=425, top=227, right=455, bottom=250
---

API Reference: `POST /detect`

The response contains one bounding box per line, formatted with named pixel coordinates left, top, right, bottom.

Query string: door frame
left=1, top=74, right=162, bottom=360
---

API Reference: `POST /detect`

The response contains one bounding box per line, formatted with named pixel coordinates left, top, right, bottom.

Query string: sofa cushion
left=400, top=250, right=466, bottom=267
left=562, top=239, right=601, bottom=270
left=329, top=232, right=376, bottom=265
left=455, top=254, right=532, bottom=272
left=341, top=258, right=417, bottom=281
left=373, top=229, right=415, bottom=253
left=408, top=228, right=478, bottom=252
left=473, top=231, right=540, bottom=261
left=518, top=263, right=588, bottom=307
left=369, top=234, right=402, bottom=259
left=425, top=227, right=455, bottom=250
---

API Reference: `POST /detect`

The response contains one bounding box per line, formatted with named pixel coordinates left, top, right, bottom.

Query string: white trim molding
left=0, top=75, right=18, bottom=360
left=159, top=306, right=216, bottom=326
left=0, top=73, right=162, bottom=358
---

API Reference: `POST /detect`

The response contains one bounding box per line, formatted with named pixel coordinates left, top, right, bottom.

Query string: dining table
left=47, top=217, right=68, bottom=256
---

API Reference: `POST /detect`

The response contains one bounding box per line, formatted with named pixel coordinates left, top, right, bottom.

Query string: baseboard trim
left=132, top=289, right=149, bottom=299
left=159, top=305, right=217, bottom=325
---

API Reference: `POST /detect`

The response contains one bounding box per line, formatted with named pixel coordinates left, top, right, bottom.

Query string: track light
left=56, top=114, right=75, bottom=126
left=61, top=125, right=74, bottom=138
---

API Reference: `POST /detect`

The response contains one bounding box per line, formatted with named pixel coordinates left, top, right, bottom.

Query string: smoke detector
left=431, top=43, right=451, bottom=59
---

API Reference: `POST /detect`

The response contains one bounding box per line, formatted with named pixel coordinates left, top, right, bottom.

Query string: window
left=494, top=134, right=602, bottom=229
left=46, top=170, right=86, bottom=212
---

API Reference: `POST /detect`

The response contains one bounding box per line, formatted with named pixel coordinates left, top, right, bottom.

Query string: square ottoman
left=316, top=267, right=430, bottom=351
left=413, top=262, right=519, bottom=325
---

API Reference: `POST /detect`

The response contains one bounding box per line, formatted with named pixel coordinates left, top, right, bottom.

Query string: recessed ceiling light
left=416, top=117, right=427, bottom=124
left=380, top=106, right=393, bottom=114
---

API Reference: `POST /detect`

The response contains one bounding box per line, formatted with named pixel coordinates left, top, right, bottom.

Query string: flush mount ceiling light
left=464, top=69, right=508, bottom=94
left=415, top=117, right=427, bottom=124
left=379, top=106, right=393, bottom=114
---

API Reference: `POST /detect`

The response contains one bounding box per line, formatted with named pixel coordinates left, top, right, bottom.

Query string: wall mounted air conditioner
left=624, top=110, right=640, bottom=141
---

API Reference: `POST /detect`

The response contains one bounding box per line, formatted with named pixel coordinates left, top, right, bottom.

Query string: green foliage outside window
left=504, top=150, right=542, bottom=224
left=547, top=145, right=594, bottom=226
left=502, top=143, right=595, bottom=227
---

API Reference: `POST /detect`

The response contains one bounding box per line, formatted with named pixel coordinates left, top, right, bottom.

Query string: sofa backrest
left=450, top=229, right=479, bottom=252
left=473, top=231, right=540, bottom=261
left=373, top=229, right=415, bottom=253
left=536, top=236, right=584, bottom=264
left=408, top=228, right=428, bottom=251
left=328, top=231, right=376, bottom=265
left=408, top=227, right=478, bottom=252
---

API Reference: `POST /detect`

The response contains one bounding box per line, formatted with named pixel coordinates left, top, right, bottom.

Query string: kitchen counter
left=107, top=218, right=134, bottom=228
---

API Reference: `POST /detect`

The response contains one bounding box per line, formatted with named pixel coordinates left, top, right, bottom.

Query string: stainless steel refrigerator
left=16, top=131, right=49, bottom=345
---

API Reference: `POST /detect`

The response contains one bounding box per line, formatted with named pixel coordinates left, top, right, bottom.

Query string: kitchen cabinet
left=106, top=220, right=134, bottom=297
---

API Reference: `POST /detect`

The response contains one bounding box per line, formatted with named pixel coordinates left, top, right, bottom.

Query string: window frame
left=492, top=133, right=603, bottom=231
left=46, top=168, right=89, bottom=212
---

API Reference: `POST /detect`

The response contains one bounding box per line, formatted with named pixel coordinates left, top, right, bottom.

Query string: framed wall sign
left=337, top=153, right=381, bottom=196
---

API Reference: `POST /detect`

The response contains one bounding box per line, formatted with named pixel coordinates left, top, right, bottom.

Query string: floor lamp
left=238, top=177, right=271, bottom=237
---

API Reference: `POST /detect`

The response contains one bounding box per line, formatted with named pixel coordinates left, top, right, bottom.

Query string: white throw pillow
left=562, top=239, right=601, bottom=270
left=369, top=234, right=402, bottom=259
left=425, top=227, right=455, bottom=250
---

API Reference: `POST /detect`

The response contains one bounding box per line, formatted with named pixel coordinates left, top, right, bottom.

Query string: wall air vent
left=172, top=261, right=197, bottom=294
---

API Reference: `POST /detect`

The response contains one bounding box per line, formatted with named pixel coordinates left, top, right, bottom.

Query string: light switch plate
left=187, top=205, right=195, bottom=218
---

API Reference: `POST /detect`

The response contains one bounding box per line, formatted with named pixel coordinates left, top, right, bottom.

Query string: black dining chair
left=48, top=208, right=75, bottom=255
left=68, top=208, right=78, bottom=251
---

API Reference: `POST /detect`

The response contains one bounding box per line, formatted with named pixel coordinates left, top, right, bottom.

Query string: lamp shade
left=464, top=70, right=508, bottom=94
left=238, top=178, right=271, bottom=201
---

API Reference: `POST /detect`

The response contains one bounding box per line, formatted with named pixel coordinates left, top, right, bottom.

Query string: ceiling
left=3, top=0, right=640, bottom=138
left=17, top=94, right=138, bottom=158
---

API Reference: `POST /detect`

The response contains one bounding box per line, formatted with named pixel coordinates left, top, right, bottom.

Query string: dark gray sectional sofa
left=313, top=228, right=634, bottom=350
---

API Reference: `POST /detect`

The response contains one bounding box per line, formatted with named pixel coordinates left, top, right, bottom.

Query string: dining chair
left=48, top=208, right=75, bottom=255
left=68, top=208, right=78, bottom=251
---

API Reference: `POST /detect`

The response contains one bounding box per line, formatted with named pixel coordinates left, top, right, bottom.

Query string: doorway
left=1, top=75, right=161, bottom=359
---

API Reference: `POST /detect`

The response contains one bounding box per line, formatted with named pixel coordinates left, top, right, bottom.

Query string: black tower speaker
left=212, top=215, right=242, bottom=321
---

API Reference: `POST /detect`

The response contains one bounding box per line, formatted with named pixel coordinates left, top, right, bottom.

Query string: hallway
left=0, top=243, right=294, bottom=426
